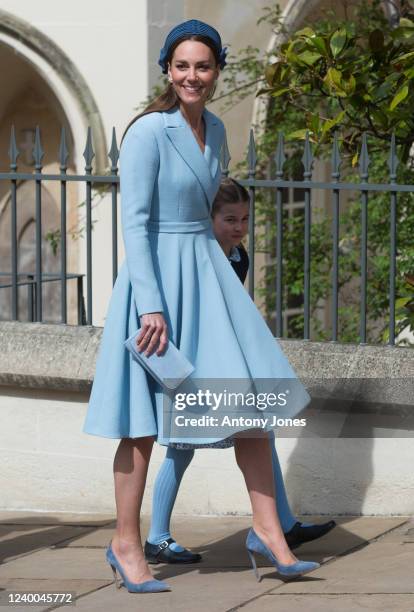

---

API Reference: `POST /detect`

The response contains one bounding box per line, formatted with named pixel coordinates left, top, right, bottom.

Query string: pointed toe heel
left=246, top=528, right=320, bottom=581
left=106, top=542, right=171, bottom=593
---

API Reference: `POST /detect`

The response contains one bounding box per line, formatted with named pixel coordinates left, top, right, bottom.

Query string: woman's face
left=168, top=40, right=219, bottom=107
left=212, top=202, right=250, bottom=248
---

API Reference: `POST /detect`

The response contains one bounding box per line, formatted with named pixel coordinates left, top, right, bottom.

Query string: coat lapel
left=203, top=108, right=221, bottom=179
left=164, top=106, right=222, bottom=206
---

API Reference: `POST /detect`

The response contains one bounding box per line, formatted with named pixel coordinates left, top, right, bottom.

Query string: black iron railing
left=0, top=124, right=412, bottom=345
left=0, top=272, right=86, bottom=324
left=1, top=126, right=119, bottom=326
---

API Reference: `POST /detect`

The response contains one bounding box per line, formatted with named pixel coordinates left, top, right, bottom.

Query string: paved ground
left=0, top=513, right=413, bottom=612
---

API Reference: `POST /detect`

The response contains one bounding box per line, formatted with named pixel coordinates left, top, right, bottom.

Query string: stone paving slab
left=272, top=517, right=407, bottom=564
left=60, top=516, right=253, bottom=549
left=241, top=593, right=414, bottom=612
left=0, top=526, right=94, bottom=565
left=60, top=516, right=407, bottom=568
left=289, top=516, right=407, bottom=561
left=0, top=513, right=411, bottom=612
left=0, top=548, right=116, bottom=581
left=71, top=568, right=278, bottom=612
left=379, top=521, right=414, bottom=544
left=271, top=540, right=414, bottom=594
left=0, top=512, right=115, bottom=526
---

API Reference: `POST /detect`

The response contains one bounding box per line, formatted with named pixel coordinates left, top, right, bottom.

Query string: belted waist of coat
left=147, top=218, right=212, bottom=233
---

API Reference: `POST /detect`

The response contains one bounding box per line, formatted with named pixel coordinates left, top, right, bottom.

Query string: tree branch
left=212, top=78, right=264, bottom=104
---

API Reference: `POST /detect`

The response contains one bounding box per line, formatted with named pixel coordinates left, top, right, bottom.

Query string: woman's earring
left=168, top=75, right=173, bottom=83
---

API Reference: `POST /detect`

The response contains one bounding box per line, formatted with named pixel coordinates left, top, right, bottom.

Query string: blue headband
left=158, top=19, right=227, bottom=74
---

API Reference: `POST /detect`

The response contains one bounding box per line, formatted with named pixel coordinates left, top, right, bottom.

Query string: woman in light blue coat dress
left=83, top=20, right=319, bottom=594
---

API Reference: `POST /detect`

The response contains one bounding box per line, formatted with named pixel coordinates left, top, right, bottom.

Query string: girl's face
left=168, top=40, right=219, bottom=107
left=212, top=201, right=250, bottom=248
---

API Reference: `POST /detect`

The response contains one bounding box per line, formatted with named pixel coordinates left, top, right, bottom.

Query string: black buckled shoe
left=285, top=520, right=337, bottom=550
left=144, top=538, right=202, bottom=564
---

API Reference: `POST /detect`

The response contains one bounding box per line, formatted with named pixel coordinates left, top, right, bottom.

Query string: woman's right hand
left=137, top=312, right=169, bottom=356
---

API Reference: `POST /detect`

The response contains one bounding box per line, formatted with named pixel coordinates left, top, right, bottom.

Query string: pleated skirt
left=83, top=218, right=310, bottom=445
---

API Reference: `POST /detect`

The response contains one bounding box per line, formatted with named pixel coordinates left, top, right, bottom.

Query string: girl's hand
left=137, top=312, right=169, bottom=356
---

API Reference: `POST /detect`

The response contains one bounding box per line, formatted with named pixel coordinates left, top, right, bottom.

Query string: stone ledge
left=0, top=322, right=413, bottom=404
left=279, top=338, right=414, bottom=407
left=0, top=322, right=102, bottom=392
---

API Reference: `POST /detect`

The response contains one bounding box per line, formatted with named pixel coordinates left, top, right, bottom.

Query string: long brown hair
left=121, top=35, right=220, bottom=144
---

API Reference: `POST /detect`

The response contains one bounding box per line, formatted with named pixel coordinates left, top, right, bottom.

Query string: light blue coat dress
left=83, top=105, right=310, bottom=446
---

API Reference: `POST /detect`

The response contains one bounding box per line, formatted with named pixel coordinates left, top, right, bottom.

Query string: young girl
left=144, top=177, right=336, bottom=565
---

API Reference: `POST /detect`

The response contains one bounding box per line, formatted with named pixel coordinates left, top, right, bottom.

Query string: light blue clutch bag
left=124, top=330, right=195, bottom=390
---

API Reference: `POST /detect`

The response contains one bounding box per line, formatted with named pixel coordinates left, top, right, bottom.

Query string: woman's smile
left=181, top=84, right=204, bottom=97
left=183, top=84, right=202, bottom=91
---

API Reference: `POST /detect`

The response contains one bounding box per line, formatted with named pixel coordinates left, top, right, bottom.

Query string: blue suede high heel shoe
left=106, top=542, right=171, bottom=593
left=246, top=529, right=320, bottom=582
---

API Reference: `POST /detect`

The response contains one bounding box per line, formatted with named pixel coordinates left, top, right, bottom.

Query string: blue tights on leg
left=148, top=434, right=301, bottom=546
left=147, top=447, right=195, bottom=550
left=268, top=430, right=297, bottom=533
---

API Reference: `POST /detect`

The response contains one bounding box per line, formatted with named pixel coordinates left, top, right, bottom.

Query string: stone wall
left=0, top=321, right=413, bottom=515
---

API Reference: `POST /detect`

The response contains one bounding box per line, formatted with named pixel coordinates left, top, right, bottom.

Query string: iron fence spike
left=388, top=133, right=399, bottom=181
left=274, top=131, right=286, bottom=177
left=331, top=131, right=341, bottom=179
left=59, top=126, right=69, bottom=170
left=8, top=125, right=19, bottom=170
left=83, top=127, right=95, bottom=170
left=33, top=126, right=44, bottom=169
left=220, top=130, right=231, bottom=174
left=359, top=132, right=370, bottom=179
left=301, top=131, right=314, bottom=177
left=247, top=129, right=257, bottom=173
left=108, top=127, right=120, bottom=170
